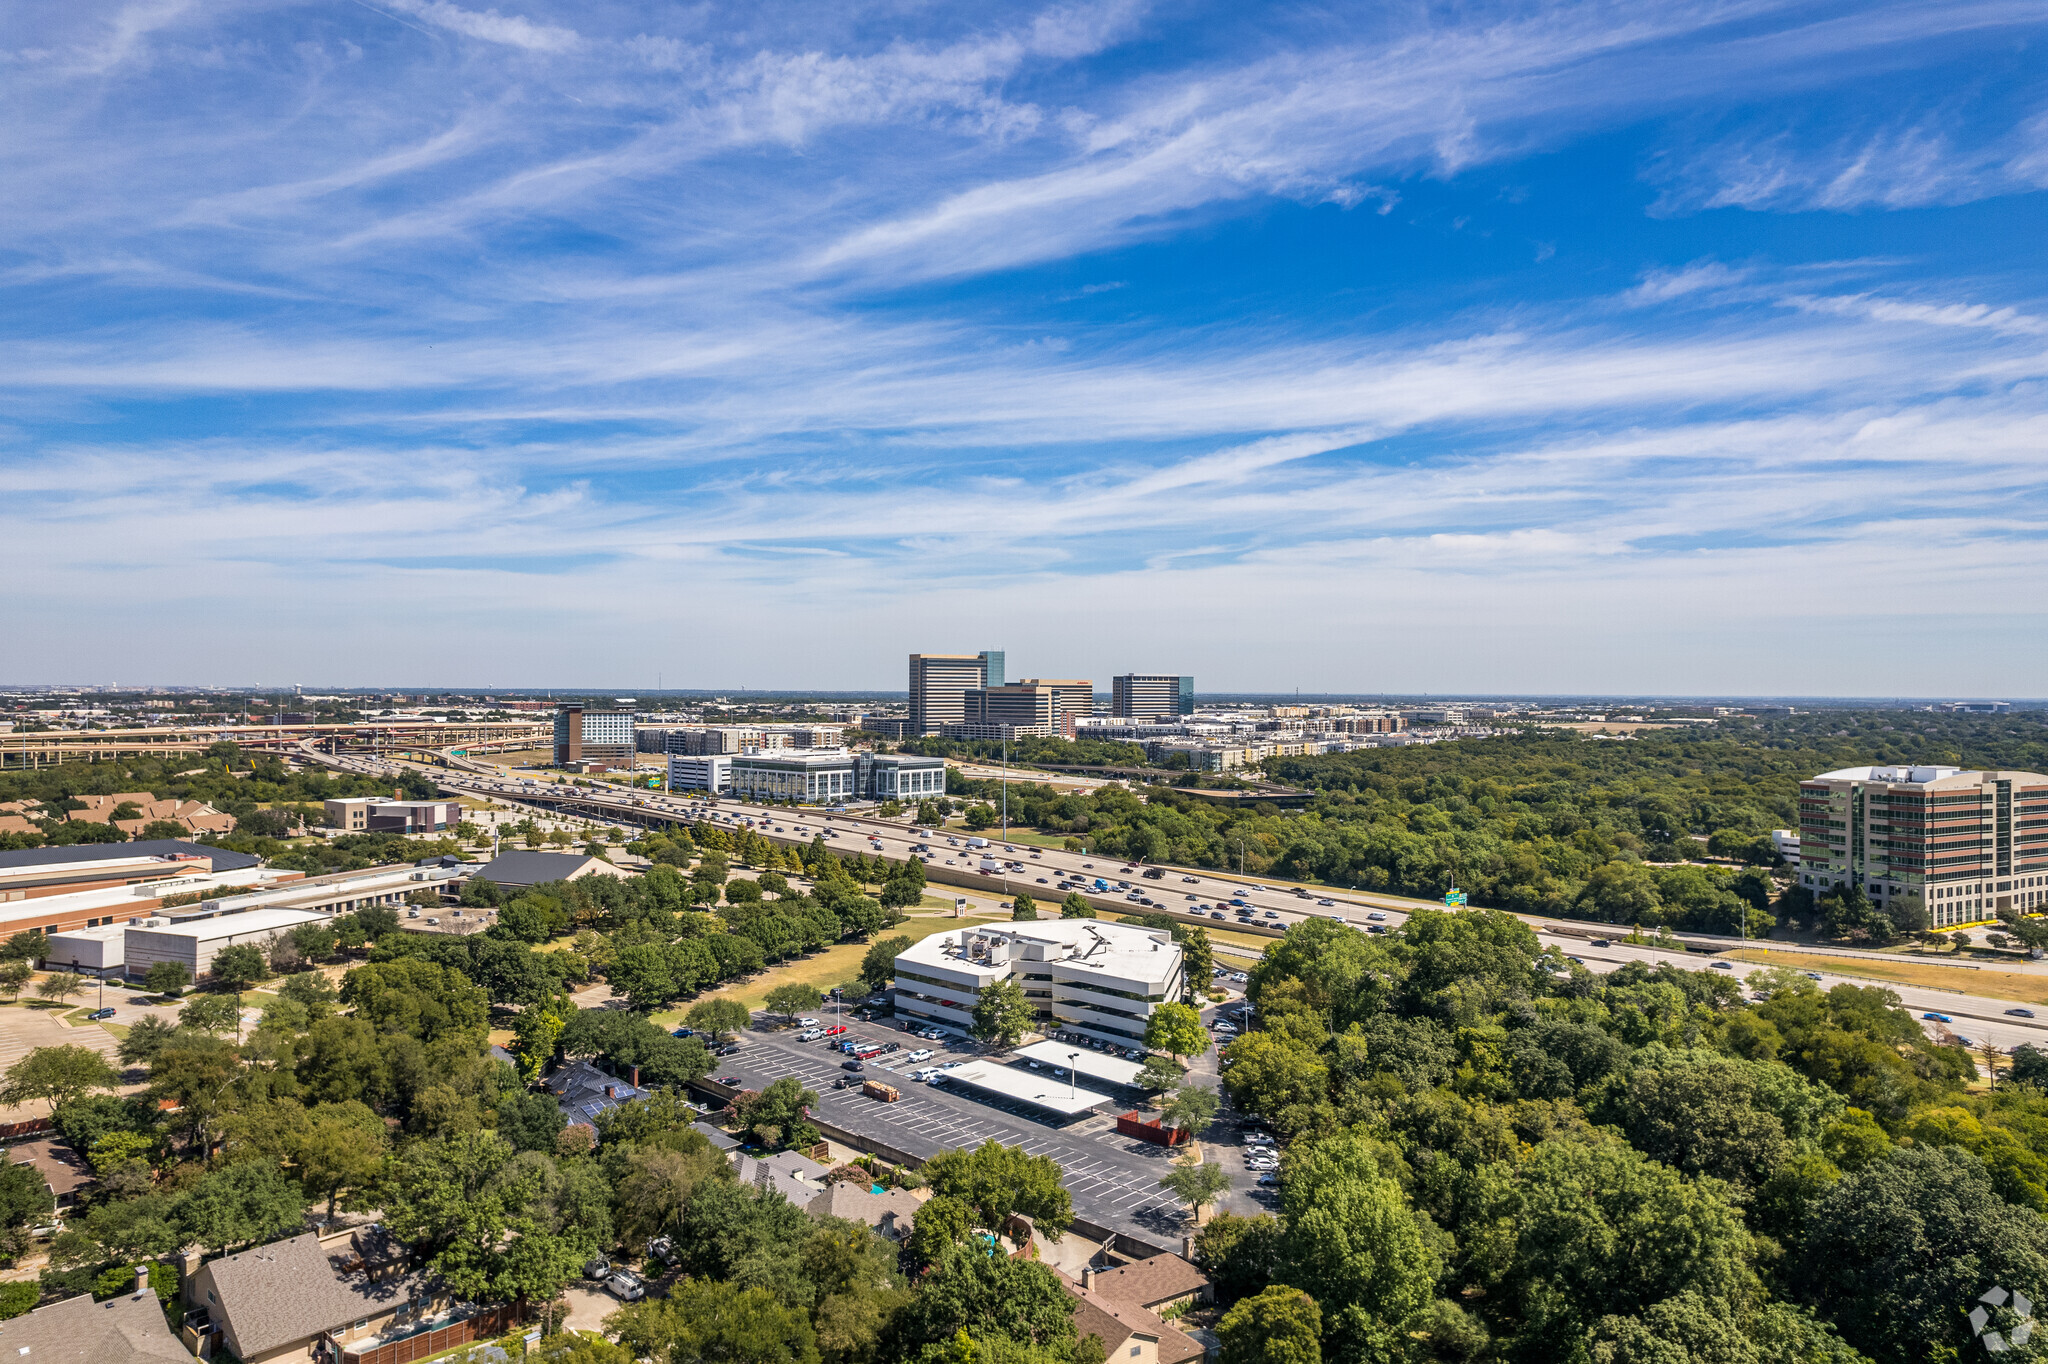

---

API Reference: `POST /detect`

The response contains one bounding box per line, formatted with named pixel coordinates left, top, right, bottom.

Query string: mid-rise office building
left=728, top=751, right=946, bottom=805
left=891, top=919, right=1184, bottom=1049
left=908, top=651, right=1003, bottom=735
left=553, top=706, right=635, bottom=766
left=666, top=754, right=734, bottom=794
left=322, top=798, right=464, bottom=834
left=1797, top=765, right=2048, bottom=926
left=960, top=679, right=1095, bottom=739
left=1112, top=674, right=1195, bottom=721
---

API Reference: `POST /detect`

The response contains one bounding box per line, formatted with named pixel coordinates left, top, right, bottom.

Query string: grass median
left=1722, top=947, right=2048, bottom=1006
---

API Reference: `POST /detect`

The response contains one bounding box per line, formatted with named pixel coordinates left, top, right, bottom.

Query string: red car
left=824, top=1024, right=848, bottom=1037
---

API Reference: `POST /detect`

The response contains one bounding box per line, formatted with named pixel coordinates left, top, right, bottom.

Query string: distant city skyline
left=4, top=2, right=2045, bottom=692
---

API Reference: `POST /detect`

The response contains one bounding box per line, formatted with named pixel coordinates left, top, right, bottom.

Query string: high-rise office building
left=1112, top=674, right=1195, bottom=720
left=553, top=706, right=636, bottom=766
left=1797, top=765, right=2048, bottom=926
left=908, top=651, right=1000, bottom=735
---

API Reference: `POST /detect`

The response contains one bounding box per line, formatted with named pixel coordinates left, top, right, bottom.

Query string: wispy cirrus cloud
left=3, top=0, right=2048, bottom=690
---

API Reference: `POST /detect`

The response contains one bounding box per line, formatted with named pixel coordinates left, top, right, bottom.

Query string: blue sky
left=3, top=0, right=2045, bottom=694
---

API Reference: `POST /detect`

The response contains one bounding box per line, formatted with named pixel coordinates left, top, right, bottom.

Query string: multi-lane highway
left=305, top=745, right=2048, bottom=1053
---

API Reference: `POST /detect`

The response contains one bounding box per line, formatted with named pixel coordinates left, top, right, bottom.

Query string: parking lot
left=721, top=1027, right=1194, bottom=1238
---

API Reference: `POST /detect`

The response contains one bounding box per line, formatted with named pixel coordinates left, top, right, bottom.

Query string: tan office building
left=1797, top=765, right=2048, bottom=926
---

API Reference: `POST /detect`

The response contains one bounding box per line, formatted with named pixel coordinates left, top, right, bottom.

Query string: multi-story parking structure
left=892, top=920, right=1184, bottom=1050
left=1797, top=765, right=2048, bottom=926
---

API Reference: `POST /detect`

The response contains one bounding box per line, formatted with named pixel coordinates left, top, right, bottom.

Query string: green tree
left=116, top=1014, right=177, bottom=1067
left=1276, top=1131, right=1437, bottom=1364
left=179, top=992, right=242, bottom=1038
left=0, top=960, right=30, bottom=1003
left=0, top=1161, right=54, bottom=1260
left=764, top=983, right=824, bottom=1026
left=687, top=997, right=752, bottom=1042
left=1160, top=1083, right=1219, bottom=1137
left=1159, top=1159, right=1232, bottom=1221
left=923, top=1140, right=1073, bottom=1243
left=175, top=1160, right=308, bottom=1252
left=1138, top=1054, right=1185, bottom=1096
left=1193, top=1212, right=1281, bottom=1305
left=1011, top=895, right=1037, bottom=921
left=1219, top=1286, right=1321, bottom=1364
left=1179, top=928, right=1214, bottom=999
left=143, top=960, right=190, bottom=997
left=732, top=1075, right=821, bottom=1152
left=210, top=943, right=269, bottom=990
left=889, top=1248, right=1079, bottom=1362
left=970, top=977, right=1033, bottom=1051
left=1144, top=1003, right=1209, bottom=1063
left=1799, top=1145, right=2048, bottom=1364
left=0, top=1045, right=120, bottom=1111
left=1218, top=1034, right=1327, bottom=1136
left=1058, top=894, right=1095, bottom=919
left=35, top=973, right=83, bottom=1007
left=384, top=1129, right=581, bottom=1305
left=294, top=1101, right=388, bottom=1221
left=1503, top=1137, right=1756, bottom=1359
left=1, top=932, right=46, bottom=963
left=861, top=936, right=912, bottom=994
left=964, top=805, right=997, bottom=832
left=609, top=1279, right=821, bottom=1364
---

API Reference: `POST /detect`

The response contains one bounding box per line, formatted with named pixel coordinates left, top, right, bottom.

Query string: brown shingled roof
left=1089, top=1253, right=1210, bottom=1309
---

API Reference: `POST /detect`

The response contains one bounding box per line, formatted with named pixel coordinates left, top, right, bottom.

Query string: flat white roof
left=46, top=924, right=129, bottom=944
left=898, top=918, right=1178, bottom=984
left=129, top=907, right=332, bottom=941
left=1813, top=765, right=1965, bottom=784
left=1014, top=1040, right=1146, bottom=1088
left=938, top=1060, right=1112, bottom=1116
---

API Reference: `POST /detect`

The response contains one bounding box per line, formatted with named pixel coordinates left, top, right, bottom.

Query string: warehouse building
left=123, top=907, right=334, bottom=982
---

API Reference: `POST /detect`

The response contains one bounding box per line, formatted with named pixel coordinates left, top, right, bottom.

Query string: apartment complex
left=552, top=705, right=635, bottom=767
left=661, top=725, right=843, bottom=755
left=892, top=919, right=1184, bottom=1049
left=908, top=651, right=1003, bottom=735
left=728, top=751, right=946, bottom=804
left=1797, top=765, right=2048, bottom=926
left=1112, top=674, right=1194, bottom=720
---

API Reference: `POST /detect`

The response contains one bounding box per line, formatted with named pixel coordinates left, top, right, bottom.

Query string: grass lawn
left=1722, top=947, right=2048, bottom=1005
left=1109, top=914, right=1277, bottom=954
left=652, top=914, right=1006, bottom=1024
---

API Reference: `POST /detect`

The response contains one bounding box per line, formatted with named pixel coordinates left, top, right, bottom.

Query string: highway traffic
left=308, top=746, right=2048, bottom=1056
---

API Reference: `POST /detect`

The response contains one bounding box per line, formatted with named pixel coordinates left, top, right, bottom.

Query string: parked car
left=798, top=1028, right=825, bottom=1041
left=906, top=1048, right=933, bottom=1063
left=825, top=1024, right=848, bottom=1036
left=797, top=1017, right=820, bottom=1028
left=87, top=1007, right=117, bottom=1021
left=842, top=1059, right=864, bottom=1071
left=646, top=1237, right=676, bottom=1268
left=605, top=1269, right=646, bottom=1302
left=584, top=1258, right=613, bottom=1281
left=718, top=1075, right=740, bottom=1085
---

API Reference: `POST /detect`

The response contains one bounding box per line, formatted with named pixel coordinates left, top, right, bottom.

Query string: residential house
left=0, top=1268, right=187, bottom=1364
left=65, top=793, right=236, bottom=838
left=1063, top=1266, right=1207, bottom=1364
left=1085, top=1252, right=1213, bottom=1315
left=182, top=1226, right=457, bottom=1364
left=805, top=1180, right=923, bottom=1243
left=11, top=1137, right=93, bottom=1209
left=733, top=1149, right=832, bottom=1205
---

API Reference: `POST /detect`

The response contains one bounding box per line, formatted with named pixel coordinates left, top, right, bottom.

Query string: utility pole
left=1001, top=736, right=1009, bottom=835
